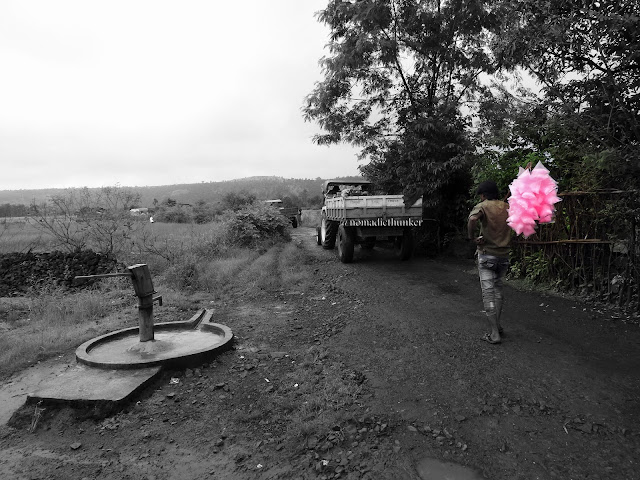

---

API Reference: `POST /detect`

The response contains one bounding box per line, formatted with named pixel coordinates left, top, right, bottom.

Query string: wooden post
left=74, top=264, right=161, bottom=343
left=128, top=264, right=156, bottom=342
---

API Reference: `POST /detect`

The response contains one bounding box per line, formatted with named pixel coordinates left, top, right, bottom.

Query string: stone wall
left=0, top=250, right=118, bottom=296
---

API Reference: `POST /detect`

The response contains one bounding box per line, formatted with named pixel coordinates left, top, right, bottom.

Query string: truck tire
left=360, top=237, right=376, bottom=250
left=291, top=217, right=298, bottom=228
left=321, top=216, right=337, bottom=249
left=316, top=226, right=322, bottom=245
left=394, top=228, right=414, bottom=260
left=337, top=225, right=355, bottom=263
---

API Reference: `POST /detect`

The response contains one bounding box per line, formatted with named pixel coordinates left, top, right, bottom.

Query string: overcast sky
left=0, top=0, right=362, bottom=191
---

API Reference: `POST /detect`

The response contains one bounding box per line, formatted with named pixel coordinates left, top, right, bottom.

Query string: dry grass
left=0, top=217, right=223, bottom=259
left=159, top=235, right=314, bottom=299
left=278, top=240, right=314, bottom=291
left=0, top=219, right=55, bottom=254
left=0, top=283, right=132, bottom=380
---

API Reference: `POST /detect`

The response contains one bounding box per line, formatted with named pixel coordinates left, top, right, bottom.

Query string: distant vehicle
left=263, top=199, right=301, bottom=228
left=129, top=208, right=150, bottom=216
left=316, top=180, right=423, bottom=263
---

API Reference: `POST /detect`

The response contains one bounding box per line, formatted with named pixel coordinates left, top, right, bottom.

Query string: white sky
left=0, top=0, right=361, bottom=190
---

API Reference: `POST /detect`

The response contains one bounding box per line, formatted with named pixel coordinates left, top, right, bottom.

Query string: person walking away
left=467, top=180, right=511, bottom=344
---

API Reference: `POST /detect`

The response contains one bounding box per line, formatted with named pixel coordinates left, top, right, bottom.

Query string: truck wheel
left=337, top=225, right=355, bottom=263
left=291, top=217, right=298, bottom=228
left=316, top=226, right=322, bottom=245
left=394, top=228, right=414, bottom=260
left=321, top=216, right=337, bottom=249
left=361, top=238, right=376, bottom=250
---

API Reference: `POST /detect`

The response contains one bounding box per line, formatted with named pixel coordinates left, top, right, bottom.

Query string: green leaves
left=486, top=0, right=640, bottom=193
left=305, top=0, right=495, bottom=197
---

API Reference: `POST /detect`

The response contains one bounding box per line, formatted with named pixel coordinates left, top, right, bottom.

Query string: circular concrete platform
left=76, top=309, right=233, bottom=369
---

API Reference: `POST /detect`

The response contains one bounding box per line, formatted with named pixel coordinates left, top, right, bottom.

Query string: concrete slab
left=26, top=363, right=161, bottom=407
left=0, top=356, right=76, bottom=425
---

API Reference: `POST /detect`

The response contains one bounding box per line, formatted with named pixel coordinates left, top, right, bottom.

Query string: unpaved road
left=1, top=226, right=639, bottom=479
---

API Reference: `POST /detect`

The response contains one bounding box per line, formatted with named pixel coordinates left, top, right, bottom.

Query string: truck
left=264, top=199, right=301, bottom=228
left=315, top=180, right=423, bottom=263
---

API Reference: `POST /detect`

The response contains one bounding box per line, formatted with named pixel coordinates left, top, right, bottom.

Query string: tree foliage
left=221, top=191, right=257, bottom=211
left=487, top=0, right=640, bottom=192
left=304, top=0, right=501, bottom=208
left=0, top=203, right=28, bottom=218
left=221, top=202, right=291, bottom=247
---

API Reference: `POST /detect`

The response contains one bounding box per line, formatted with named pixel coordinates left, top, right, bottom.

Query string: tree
left=221, top=191, right=256, bottom=211
left=489, top=0, right=640, bottom=192
left=0, top=203, right=28, bottom=218
left=30, top=186, right=142, bottom=255
left=304, top=0, right=500, bottom=208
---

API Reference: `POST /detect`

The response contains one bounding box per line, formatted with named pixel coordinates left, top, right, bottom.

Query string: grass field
left=0, top=218, right=57, bottom=254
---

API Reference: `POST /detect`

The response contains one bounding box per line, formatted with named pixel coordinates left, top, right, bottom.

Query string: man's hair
left=477, top=180, right=499, bottom=200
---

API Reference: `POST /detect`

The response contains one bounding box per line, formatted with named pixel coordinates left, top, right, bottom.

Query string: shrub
left=221, top=202, right=291, bottom=247
left=193, top=202, right=219, bottom=224
left=221, top=191, right=256, bottom=211
left=153, top=206, right=193, bottom=224
left=162, top=252, right=201, bottom=290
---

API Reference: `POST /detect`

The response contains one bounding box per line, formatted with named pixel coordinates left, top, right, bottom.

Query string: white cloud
left=0, top=0, right=361, bottom=190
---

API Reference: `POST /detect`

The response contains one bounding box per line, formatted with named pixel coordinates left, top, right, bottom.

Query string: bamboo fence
left=512, top=189, right=639, bottom=312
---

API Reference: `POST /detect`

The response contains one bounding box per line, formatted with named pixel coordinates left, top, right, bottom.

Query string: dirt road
left=1, top=226, right=639, bottom=479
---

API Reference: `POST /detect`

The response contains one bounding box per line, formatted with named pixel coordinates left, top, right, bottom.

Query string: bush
left=153, top=206, right=193, bottom=224
left=221, top=202, right=291, bottom=247
left=162, top=252, right=201, bottom=290
left=193, top=203, right=219, bottom=224
left=221, top=191, right=256, bottom=211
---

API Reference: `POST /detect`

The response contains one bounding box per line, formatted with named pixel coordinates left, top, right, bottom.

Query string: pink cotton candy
left=507, top=161, right=561, bottom=238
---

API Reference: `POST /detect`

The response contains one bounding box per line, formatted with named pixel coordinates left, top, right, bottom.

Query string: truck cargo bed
left=324, top=195, right=422, bottom=221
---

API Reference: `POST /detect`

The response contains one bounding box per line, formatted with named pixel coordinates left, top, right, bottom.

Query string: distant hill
left=0, top=175, right=365, bottom=209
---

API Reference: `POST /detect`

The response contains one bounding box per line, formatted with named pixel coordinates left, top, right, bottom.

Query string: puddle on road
left=416, top=457, right=484, bottom=480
